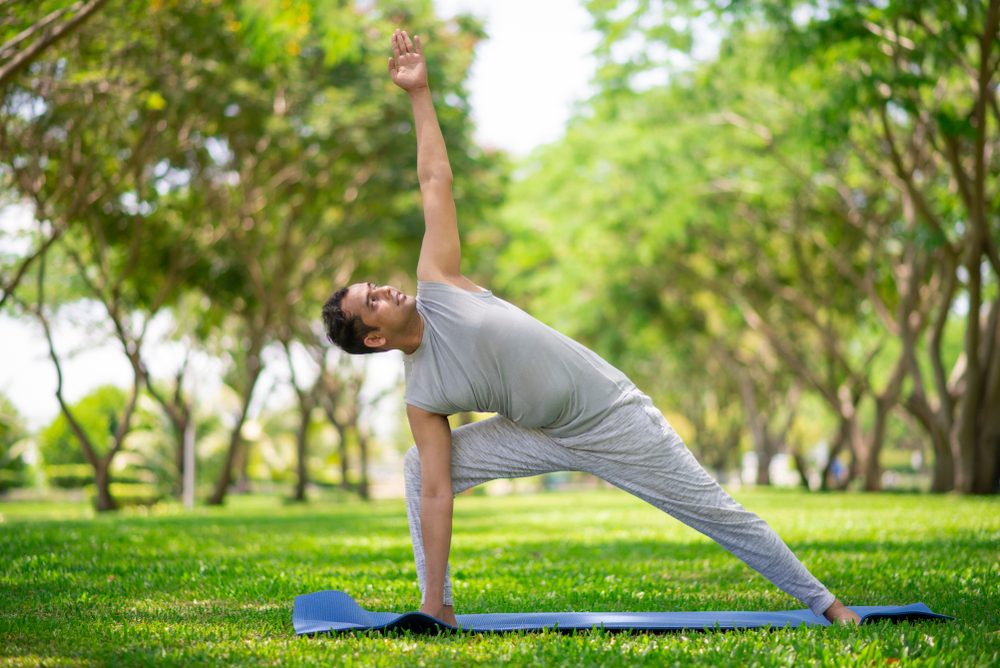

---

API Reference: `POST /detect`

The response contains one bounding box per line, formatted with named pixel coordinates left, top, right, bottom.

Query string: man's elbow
left=421, top=487, right=454, bottom=501
left=418, top=171, right=453, bottom=189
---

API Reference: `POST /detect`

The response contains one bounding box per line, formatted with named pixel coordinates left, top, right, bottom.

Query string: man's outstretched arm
left=389, top=29, right=479, bottom=291
left=406, top=404, right=459, bottom=626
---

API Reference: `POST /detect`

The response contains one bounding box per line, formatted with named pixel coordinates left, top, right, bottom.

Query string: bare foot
left=823, top=599, right=862, bottom=626
left=419, top=603, right=459, bottom=627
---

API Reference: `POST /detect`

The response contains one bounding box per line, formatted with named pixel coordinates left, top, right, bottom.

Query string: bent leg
left=404, top=415, right=574, bottom=606
left=561, top=392, right=836, bottom=616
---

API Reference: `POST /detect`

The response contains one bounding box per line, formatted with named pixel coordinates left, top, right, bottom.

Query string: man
left=322, top=29, right=861, bottom=628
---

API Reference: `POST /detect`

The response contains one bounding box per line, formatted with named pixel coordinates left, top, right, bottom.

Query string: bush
left=0, top=394, right=27, bottom=492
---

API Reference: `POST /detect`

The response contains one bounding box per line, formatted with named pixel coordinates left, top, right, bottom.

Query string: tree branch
left=31, top=251, right=102, bottom=470
left=0, top=0, right=84, bottom=61
left=0, top=0, right=111, bottom=88
left=0, top=218, right=68, bottom=310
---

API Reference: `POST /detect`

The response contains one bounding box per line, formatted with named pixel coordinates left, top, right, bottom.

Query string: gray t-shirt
left=403, top=281, right=635, bottom=437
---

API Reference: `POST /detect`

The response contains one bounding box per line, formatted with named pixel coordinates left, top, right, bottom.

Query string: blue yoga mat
left=293, top=590, right=953, bottom=635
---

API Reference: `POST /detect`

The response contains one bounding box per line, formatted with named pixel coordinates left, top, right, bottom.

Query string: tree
left=316, top=351, right=398, bottom=500
left=283, top=338, right=320, bottom=502
left=39, top=383, right=130, bottom=503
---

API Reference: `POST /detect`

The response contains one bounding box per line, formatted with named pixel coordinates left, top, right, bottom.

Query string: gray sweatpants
left=403, top=389, right=836, bottom=616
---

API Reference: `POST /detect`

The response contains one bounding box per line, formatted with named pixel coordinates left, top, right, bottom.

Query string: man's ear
left=364, top=332, right=386, bottom=349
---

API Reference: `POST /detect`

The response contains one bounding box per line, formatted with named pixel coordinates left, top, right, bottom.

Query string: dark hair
left=322, top=285, right=381, bottom=355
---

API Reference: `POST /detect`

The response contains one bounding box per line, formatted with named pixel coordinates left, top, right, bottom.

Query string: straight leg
left=558, top=391, right=836, bottom=616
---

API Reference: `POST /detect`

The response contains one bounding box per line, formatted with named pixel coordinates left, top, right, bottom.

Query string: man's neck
left=398, top=312, right=424, bottom=355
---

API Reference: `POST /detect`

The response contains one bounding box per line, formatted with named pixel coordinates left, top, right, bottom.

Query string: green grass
left=1, top=489, right=998, bottom=667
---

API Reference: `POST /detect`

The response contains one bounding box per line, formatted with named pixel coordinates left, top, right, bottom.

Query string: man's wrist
left=407, top=84, right=431, bottom=99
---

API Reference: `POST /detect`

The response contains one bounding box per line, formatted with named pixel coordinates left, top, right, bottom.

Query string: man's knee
left=404, top=445, right=421, bottom=480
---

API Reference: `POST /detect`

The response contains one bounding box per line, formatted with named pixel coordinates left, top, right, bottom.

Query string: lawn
left=0, top=488, right=997, bottom=667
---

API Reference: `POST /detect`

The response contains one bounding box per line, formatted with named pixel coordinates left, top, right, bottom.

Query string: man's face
left=341, top=282, right=416, bottom=348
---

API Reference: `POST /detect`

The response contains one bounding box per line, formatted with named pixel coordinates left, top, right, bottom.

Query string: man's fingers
left=391, top=28, right=422, bottom=66
left=391, top=30, right=401, bottom=60
left=388, top=57, right=396, bottom=75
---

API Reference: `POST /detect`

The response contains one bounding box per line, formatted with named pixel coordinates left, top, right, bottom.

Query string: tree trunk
left=209, top=426, right=241, bottom=505
left=207, top=364, right=261, bottom=505
left=357, top=431, right=370, bottom=500
left=931, top=427, right=957, bottom=493
left=144, top=358, right=193, bottom=498
left=171, top=403, right=192, bottom=498
left=341, top=440, right=351, bottom=491
left=825, top=414, right=859, bottom=492
left=293, top=400, right=310, bottom=502
left=709, top=425, right=741, bottom=485
left=174, top=421, right=185, bottom=496
left=755, top=445, right=773, bottom=486
left=236, top=441, right=251, bottom=494
left=859, top=356, right=909, bottom=490
left=821, top=419, right=848, bottom=491
left=956, top=237, right=986, bottom=492
left=165, top=409, right=190, bottom=497
left=284, top=342, right=319, bottom=503
left=93, top=458, right=118, bottom=511
left=791, top=446, right=810, bottom=488
left=862, top=401, right=891, bottom=492
left=336, top=425, right=351, bottom=492
left=971, top=300, right=1000, bottom=493
left=728, top=359, right=772, bottom=485
left=905, top=393, right=956, bottom=493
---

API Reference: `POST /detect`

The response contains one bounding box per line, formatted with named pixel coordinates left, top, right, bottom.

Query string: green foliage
left=0, top=394, right=28, bottom=491
left=2, top=0, right=501, bottom=327
left=492, top=0, right=999, bottom=491
left=0, top=490, right=997, bottom=666
left=2, top=0, right=504, bottom=505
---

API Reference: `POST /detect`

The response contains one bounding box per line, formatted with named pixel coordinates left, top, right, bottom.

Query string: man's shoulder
left=417, top=281, right=492, bottom=309
left=416, top=273, right=489, bottom=294
left=411, top=282, right=491, bottom=353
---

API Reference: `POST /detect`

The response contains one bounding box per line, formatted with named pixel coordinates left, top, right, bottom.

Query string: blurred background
left=0, top=0, right=997, bottom=511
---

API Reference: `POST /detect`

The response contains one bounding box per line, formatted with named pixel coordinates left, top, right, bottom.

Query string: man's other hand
left=823, top=599, right=861, bottom=626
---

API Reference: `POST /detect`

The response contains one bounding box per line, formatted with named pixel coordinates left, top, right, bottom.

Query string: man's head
left=322, top=285, right=379, bottom=355
left=322, top=282, right=418, bottom=354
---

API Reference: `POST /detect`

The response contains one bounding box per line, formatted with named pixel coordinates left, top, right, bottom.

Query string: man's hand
left=389, top=29, right=427, bottom=92
left=823, top=599, right=861, bottom=626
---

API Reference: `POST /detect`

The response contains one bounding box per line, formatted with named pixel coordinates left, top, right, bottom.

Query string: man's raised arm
left=390, top=30, right=478, bottom=290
